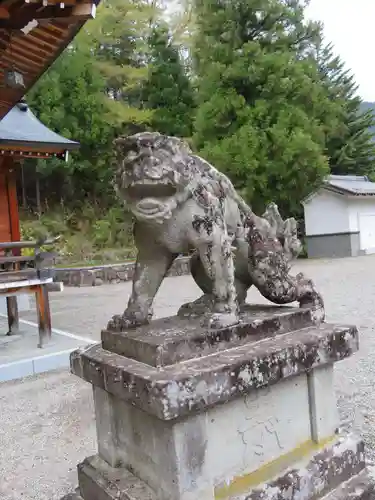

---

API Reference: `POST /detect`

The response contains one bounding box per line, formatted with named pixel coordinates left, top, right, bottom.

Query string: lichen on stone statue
left=107, top=132, right=324, bottom=331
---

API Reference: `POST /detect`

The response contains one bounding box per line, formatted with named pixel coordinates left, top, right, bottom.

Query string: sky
left=306, top=0, right=375, bottom=102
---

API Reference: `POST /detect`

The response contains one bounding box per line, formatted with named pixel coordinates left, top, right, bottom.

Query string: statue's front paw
left=106, top=309, right=151, bottom=331
left=202, top=312, right=240, bottom=329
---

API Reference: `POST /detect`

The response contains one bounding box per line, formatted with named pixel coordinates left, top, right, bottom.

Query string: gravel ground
left=1, top=254, right=375, bottom=498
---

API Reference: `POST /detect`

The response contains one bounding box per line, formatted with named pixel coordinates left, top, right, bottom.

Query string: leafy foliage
left=81, top=0, right=157, bottom=128
left=192, top=0, right=342, bottom=215
left=20, top=0, right=375, bottom=262
left=21, top=204, right=136, bottom=266
left=142, top=23, right=195, bottom=138
left=27, top=45, right=115, bottom=205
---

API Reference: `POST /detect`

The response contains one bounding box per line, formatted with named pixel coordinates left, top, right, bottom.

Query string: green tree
left=80, top=0, right=158, bottom=130
left=26, top=0, right=164, bottom=208
left=192, top=0, right=342, bottom=216
left=27, top=45, right=115, bottom=206
left=315, top=43, right=375, bottom=176
left=142, top=24, right=195, bottom=137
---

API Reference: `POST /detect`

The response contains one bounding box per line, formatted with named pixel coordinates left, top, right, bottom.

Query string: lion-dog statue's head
left=113, top=133, right=193, bottom=219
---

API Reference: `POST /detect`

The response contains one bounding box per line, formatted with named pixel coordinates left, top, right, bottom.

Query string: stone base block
left=78, top=455, right=156, bottom=500
left=67, top=434, right=375, bottom=500
left=240, top=434, right=369, bottom=500
left=65, top=305, right=371, bottom=500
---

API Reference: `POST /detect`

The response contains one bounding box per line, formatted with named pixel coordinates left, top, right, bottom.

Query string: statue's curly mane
left=114, top=133, right=192, bottom=166
left=113, top=132, right=253, bottom=221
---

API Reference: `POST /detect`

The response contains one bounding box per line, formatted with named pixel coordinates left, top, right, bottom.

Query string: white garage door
left=359, top=214, right=375, bottom=253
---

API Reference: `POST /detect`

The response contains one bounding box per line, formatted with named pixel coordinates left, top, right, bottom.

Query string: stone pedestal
left=65, top=305, right=375, bottom=500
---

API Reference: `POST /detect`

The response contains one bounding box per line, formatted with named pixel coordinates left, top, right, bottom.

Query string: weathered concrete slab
left=0, top=370, right=96, bottom=500
left=102, top=305, right=314, bottom=367
left=72, top=319, right=358, bottom=421
left=0, top=317, right=92, bottom=382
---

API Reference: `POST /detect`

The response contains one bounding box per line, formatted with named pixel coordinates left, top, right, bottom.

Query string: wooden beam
left=35, top=284, right=52, bottom=347
left=0, top=6, right=64, bottom=29
left=0, top=238, right=59, bottom=250
left=0, top=0, right=86, bottom=119
left=0, top=7, right=10, bottom=19
left=0, top=29, right=10, bottom=50
left=0, top=144, right=67, bottom=154
left=4, top=42, right=45, bottom=65
left=6, top=296, right=19, bottom=335
left=0, top=2, right=95, bottom=28
left=5, top=158, right=21, bottom=243
left=11, top=34, right=52, bottom=56
left=71, top=2, right=96, bottom=20
left=26, top=31, right=60, bottom=50
left=23, top=0, right=77, bottom=4
left=0, top=152, right=65, bottom=159
left=0, top=52, right=40, bottom=73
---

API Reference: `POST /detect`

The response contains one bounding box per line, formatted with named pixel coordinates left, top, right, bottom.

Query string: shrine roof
left=0, top=101, right=79, bottom=155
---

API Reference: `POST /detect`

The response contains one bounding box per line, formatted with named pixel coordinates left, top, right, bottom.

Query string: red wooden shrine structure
left=0, top=0, right=97, bottom=345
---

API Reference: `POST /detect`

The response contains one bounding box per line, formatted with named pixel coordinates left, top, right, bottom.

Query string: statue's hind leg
left=190, top=251, right=213, bottom=295
left=177, top=251, right=216, bottom=318
left=178, top=250, right=250, bottom=318
left=177, top=209, right=240, bottom=328
left=197, top=233, right=239, bottom=328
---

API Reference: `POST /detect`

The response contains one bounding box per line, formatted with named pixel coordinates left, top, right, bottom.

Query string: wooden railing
left=0, top=236, right=62, bottom=348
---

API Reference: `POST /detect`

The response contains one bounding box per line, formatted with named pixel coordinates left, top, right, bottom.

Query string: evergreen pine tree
left=142, top=24, right=195, bottom=138
left=192, top=0, right=342, bottom=216
left=79, top=0, right=157, bottom=129
left=315, top=43, right=375, bottom=175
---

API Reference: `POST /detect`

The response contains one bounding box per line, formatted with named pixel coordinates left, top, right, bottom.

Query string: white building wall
left=347, top=198, right=375, bottom=231
left=347, top=198, right=375, bottom=252
left=304, top=191, right=350, bottom=236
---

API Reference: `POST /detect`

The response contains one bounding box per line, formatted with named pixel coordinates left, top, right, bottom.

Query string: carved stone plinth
left=63, top=305, right=375, bottom=500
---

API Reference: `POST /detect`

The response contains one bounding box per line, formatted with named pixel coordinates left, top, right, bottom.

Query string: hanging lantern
left=5, top=70, right=25, bottom=89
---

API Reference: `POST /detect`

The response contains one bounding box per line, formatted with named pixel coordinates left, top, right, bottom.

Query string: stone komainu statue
left=108, top=132, right=324, bottom=331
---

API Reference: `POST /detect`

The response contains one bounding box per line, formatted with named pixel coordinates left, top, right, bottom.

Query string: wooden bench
left=0, top=237, right=62, bottom=347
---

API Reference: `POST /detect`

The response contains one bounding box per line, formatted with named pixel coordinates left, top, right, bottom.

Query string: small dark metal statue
left=108, top=132, right=324, bottom=330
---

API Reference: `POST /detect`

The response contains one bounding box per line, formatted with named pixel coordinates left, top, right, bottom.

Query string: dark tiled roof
left=324, top=175, right=375, bottom=196
left=0, top=102, right=79, bottom=151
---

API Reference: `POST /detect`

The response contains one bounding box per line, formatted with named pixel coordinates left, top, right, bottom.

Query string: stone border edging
left=0, top=347, right=87, bottom=383
left=53, top=256, right=191, bottom=287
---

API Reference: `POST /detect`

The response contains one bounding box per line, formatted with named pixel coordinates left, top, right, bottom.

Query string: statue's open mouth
left=127, top=181, right=176, bottom=199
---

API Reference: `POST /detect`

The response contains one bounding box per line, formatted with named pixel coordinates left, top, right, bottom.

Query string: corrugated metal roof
left=0, top=102, right=79, bottom=150
left=325, top=175, right=375, bottom=196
